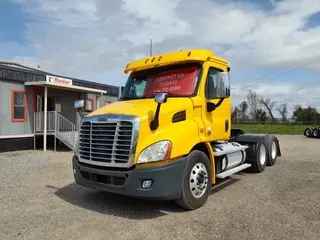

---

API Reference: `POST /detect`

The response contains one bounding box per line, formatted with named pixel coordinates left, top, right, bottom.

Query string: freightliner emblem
left=97, top=118, right=108, bottom=122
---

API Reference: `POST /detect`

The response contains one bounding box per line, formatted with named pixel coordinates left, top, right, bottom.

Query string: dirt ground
left=0, top=135, right=319, bottom=240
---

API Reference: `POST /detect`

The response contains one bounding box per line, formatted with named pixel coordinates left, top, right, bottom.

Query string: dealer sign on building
left=46, top=75, right=73, bottom=86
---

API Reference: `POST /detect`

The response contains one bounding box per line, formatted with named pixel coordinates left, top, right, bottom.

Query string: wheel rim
left=306, top=129, right=310, bottom=136
left=271, top=141, right=277, bottom=159
left=259, top=144, right=266, bottom=166
left=189, top=162, right=209, bottom=198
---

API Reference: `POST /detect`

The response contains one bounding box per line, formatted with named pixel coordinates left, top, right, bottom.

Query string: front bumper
left=72, top=156, right=187, bottom=200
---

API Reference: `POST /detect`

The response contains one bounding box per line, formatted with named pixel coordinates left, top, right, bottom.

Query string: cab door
left=201, top=63, right=231, bottom=141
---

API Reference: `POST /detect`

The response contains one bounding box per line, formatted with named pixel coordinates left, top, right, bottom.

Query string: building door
left=45, top=97, right=55, bottom=131
left=37, top=95, right=42, bottom=112
left=48, top=98, right=53, bottom=111
left=35, top=95, right=43, bottom=132
left=42, top=97, right=55, bottom=111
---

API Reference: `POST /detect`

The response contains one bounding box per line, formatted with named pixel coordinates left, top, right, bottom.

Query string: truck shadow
left=47, top=177, right=239, bottom=220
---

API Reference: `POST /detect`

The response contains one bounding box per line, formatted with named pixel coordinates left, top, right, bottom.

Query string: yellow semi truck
left=73, top=49, right=281, bottom=210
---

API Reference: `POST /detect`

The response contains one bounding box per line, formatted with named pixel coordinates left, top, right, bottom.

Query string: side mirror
left=216, top=72, right=231, bottom=97
left=155, top=92, right=168, bottom=104
left=74, top=100, right=84, bottom=109
left=120, top=86, right=125, bottom=97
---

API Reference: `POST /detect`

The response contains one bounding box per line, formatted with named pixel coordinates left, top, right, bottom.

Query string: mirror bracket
left=207, top=102, right=216, bottom=112
left=206, top=98, right=226, bottom=112
left=150, top=92, right=168, bottom=131
left=74, top=100, right=85, bottom=119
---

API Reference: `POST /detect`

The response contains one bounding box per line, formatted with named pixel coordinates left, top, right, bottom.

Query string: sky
left=0, top=0, right=320, bottom=117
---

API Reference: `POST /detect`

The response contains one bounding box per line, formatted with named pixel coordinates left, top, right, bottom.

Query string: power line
left=236, top=56, right=320, bottom=82
left=266, top=56, right=320, bottom=81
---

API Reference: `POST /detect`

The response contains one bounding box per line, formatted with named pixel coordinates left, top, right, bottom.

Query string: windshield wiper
left=120, top=93, right=185, bottom=101
left=164, top=92, right=187, bottom=97
left=120, top=97, right=133, bottom=100
left=120, top=96, right=149, bottom=101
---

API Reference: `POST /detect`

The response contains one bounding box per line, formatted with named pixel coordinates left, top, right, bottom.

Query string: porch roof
left=24, top=81, right=107, bottom=94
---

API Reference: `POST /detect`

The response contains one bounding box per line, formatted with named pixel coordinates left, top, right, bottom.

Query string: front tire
left=175, top=150, right=212, bottom=210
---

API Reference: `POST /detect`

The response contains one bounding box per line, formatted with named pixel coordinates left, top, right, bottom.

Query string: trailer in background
left=304, top=127, right=320, bottom=138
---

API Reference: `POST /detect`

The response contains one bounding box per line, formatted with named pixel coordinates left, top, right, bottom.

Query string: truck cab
left=72, top=49, right=281, bottom=210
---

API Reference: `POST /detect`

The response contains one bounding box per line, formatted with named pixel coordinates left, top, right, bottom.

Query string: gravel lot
left=0, top=135, right=319, bottom=240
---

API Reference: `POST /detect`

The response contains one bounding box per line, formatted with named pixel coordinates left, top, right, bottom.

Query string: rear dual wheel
left=304, top=128, right=320, bottom=138
left=304, top=128, right=312, bottom=137
left=266, top=135, right=278, bottom=166
left=251, top=139, right=267, bottom=173
left=251, top=135, right=278, bottom=172
left=313, top=128, right=320, bottom=138
left=175, top=150, right=212, bottom=210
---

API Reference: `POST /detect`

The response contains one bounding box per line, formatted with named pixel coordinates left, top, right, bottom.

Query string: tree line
left=232, top=90, right=320, bottom=124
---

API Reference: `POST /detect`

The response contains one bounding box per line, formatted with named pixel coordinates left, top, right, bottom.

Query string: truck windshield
left=120, top=62, right=202, bottom=100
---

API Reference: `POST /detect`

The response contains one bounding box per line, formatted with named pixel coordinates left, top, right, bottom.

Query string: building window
left=85, top=98, right=94, bottom=111
left=11, top=90, right=28, bottom=122
left=104, top=100, right=112, bottom=106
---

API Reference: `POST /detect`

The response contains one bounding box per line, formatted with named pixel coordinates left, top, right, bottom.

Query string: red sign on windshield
left=143, top=66, right=198, bottom=97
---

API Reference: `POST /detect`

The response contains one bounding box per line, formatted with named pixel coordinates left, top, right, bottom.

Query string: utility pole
left=150, top=39, right=152, bottom=56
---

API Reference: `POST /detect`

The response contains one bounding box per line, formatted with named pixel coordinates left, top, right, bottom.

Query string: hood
left=85, top=97, right=200, bottom=164
left=87, top=98, right=194, bottom=121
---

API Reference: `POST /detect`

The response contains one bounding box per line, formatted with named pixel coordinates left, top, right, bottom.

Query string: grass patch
left=232, top=124, right=310, bottom=135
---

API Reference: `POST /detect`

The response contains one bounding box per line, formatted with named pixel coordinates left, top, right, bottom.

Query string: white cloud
left=269, top=0, right=276, bottom=6
left=120, top=0, right=190, bottom=45
left=9, top=0, right=319, bottom=71
left=4, top=0, right=320, bottom=116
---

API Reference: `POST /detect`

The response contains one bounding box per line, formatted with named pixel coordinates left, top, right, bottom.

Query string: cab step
left=216, top=163, right=252, bottom=179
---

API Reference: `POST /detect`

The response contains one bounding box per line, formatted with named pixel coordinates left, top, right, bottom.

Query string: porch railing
left=34, top=111, right=56, bottom=132
left=57, top=113, right=76, bottom=133
left=33, top=111, right=78, bottom=150
left=56, top=113, right=77, bottom=150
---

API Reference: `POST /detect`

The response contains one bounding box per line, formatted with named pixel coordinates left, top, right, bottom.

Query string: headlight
left=137, top=140, right=172, bottom=164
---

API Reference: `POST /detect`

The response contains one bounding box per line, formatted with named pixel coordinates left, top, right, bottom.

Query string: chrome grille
left=79, top=120, right=133, bottom=164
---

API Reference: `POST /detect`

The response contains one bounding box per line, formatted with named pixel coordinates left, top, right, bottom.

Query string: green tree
left=277, top=103, right=288, bottom=122
left=292, top=105, right=320, bottom=123
left=239, top=101, right=248, bottom=120
left=246, top=90, right=260, bottom=120
left=231, top=107, right=240, bottom=122
left=255, top=109, right=268, bottom=123
left=260, top=97, right=277, bottom=123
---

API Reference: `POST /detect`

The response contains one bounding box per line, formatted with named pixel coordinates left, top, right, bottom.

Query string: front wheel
left=175, top=150, right=212, bottom=210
